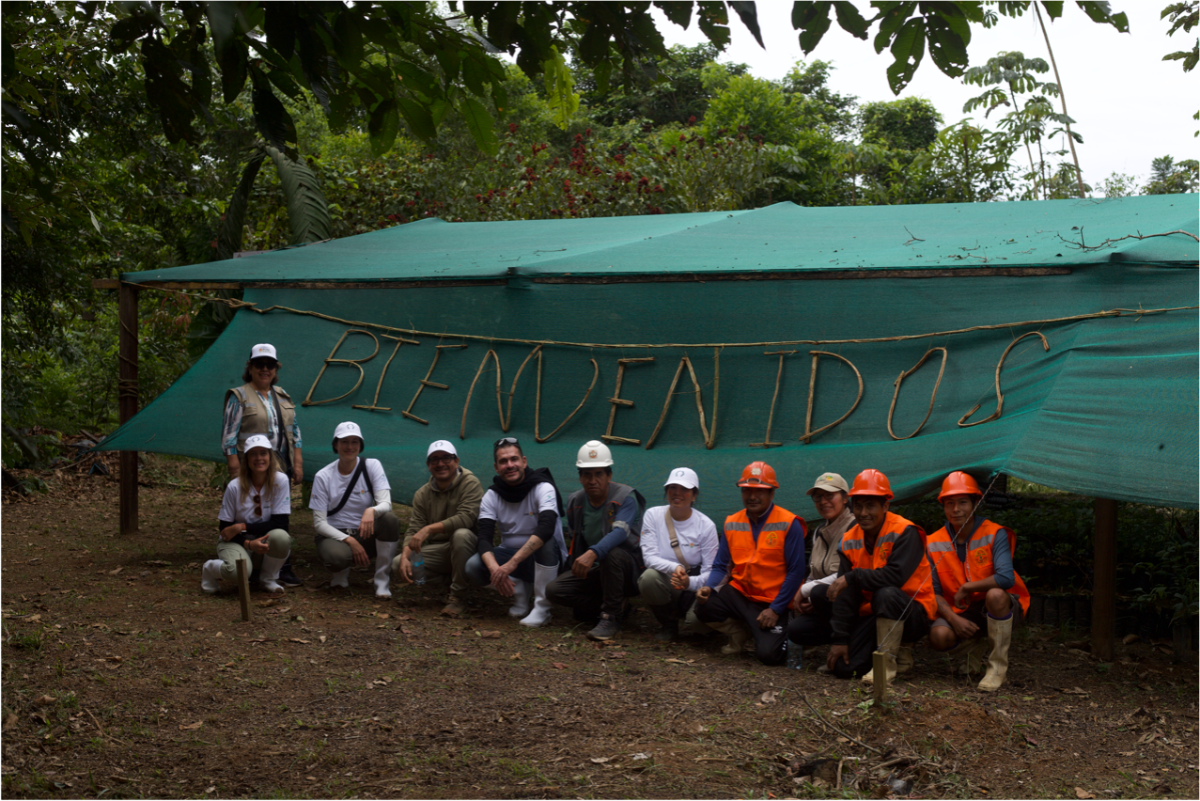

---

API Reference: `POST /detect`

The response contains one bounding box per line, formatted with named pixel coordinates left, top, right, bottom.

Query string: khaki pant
left=637, top=568, right=708, bottom=634
left=315, top=511, right=401, bottom=571
left=391, top=528, right=477, bottom=599
left=216, top=529, right=292, bottom=583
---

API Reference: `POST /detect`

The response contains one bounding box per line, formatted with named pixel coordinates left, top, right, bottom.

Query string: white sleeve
left=271, top=473, right=292, bottom=515
left=534, top=483, right=559, bottom=515
left=801, top=572, right=838, bottom=598
left=479, top=490, right=498, bottom=521
left=640, top=509, right=681, bottom=576
left=218, top=481, right=240, bottom=523
left=689, top=513, right=720, bottom=592
left=312, top=509, right=348, bottom=541
left=367, top=459, right=392, bottom=515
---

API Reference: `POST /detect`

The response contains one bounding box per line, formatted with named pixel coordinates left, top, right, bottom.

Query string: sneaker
left=816, top=664, right=832, bottom=674
left=653, top=620, right=680, bottom=642
left=277, top=564, right=303, bottom=587
left=587, top=614, right=621, bottom=641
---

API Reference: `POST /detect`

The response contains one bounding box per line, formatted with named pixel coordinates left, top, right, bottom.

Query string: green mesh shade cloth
left=100, top=196, right=1199, bottom=514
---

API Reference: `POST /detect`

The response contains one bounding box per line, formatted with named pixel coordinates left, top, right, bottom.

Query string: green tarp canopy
left=101, top=196, right=1199, bottom=515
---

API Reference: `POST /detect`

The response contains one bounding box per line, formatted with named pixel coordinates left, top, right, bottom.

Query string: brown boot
left=440, top=598, right=466, bottom=617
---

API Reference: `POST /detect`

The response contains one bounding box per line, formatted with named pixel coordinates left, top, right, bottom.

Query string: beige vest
left=225, top=383, right=296, bottom=456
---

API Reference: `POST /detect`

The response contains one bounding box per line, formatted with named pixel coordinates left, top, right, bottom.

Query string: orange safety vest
left=839, top=512, right=937, bottom=620
left=926, top=519, right=1030, bottom=614
left=723, top=505, right=805, bottom=604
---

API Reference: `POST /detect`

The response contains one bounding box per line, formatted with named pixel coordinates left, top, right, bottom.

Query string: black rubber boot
left=650, top=603, right=679, bottom=641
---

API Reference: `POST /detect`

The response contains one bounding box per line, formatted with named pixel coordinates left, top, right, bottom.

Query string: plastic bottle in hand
left=411, top=554, right=426, bottom=586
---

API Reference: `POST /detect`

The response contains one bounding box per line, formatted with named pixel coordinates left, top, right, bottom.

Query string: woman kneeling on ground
left=638, top=467, right=719, bottom=641
left=308, top=421, right=401, bottom=597
left=202, top=434, right=293, bottom=594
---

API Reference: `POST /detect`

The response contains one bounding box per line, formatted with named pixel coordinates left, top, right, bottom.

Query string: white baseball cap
left=427, top=440, right=458, bottom=458
left=664, top=467, right=700, bottom=490
left=332, top=421, right=364, bottom=451
left=250, top=343, right=278, bottom=362
left=243, top=434, right=273, bottom=453
left=807, top=472, right=849, bottom=496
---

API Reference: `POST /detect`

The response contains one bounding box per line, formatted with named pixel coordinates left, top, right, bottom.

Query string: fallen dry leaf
left=1062, top=687, right=1089, bottom=695
left=552, top=662, right=568, bottom=670
left=446, top=649, right=465, bottom=656
left=288, top=638, right=311, bottom=644
left=664, top=658, right=695, bottom=665
left=1075, top=788, right=1095, bottom=799
left=179, top=721, right=204, bottom=731
left=761, top=690, right=780, bottom=704
left=509, top=653, right=521, bottom=660
left=477, top=630, right=501, bottom=639
left=590, top=757, right=611, bottom=764
left=107, top=567, right=123, bottom=576
left=35, top=695, right=56, bottom=706
left=318, top=635, right=327, bottom=643
left=3, top=712, right=18, bottom=731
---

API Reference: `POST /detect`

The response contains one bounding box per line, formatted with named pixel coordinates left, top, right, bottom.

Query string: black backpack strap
left=327, top=459, right=368, bottom=517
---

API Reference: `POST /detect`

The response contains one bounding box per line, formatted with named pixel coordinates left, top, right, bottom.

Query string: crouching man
left=926, top=471, right=1029, bottom=692
left=826, top=469, right=935, bottom=684
left=547, top=441, right=646, bottom=641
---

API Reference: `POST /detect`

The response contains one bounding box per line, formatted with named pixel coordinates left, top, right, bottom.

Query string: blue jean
left=465, top=541, right=558, bottom=586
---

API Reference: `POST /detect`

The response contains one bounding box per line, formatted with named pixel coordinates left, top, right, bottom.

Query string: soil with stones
left=3, top=459, right=1197, bottom=799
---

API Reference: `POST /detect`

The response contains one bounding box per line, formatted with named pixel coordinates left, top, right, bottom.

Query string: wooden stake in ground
left=872, top=651, right=889, bottom=704
left=236, top=560, right=251, bottom=622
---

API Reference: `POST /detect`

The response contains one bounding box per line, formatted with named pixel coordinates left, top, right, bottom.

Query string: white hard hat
left=332, top=421, right=364, bottom=451
left=427, top=440, right=458, bottom=458
left=664, top=467, right=700, bottom=490
left=243, top=434, right=273, bottom=453
left=250, top=343, right=278, bottom=362
left=575, top=439, right=613, bottom=468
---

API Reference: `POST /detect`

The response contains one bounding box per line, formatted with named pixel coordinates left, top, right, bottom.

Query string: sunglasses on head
left=494, top=436, right=519, bottom=448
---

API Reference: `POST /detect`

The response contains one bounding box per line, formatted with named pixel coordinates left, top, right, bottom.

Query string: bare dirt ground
left=3, top=460, right=1197, bottom=799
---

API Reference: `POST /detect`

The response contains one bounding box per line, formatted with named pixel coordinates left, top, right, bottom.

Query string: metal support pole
left=1092, top=498, right=1118, bottom=660
left=118, top=282, right=139, bottom=535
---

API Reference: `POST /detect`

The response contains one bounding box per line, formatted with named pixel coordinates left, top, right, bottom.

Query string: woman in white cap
left=308, top=422, right=401, bottom=597
left=637, top=467, right=719, bottom=641
left=786, top=472, right=856, bottom=668
left=221, top=343, right=303, bottom=587
left=201, top=434, right=293, bottom=594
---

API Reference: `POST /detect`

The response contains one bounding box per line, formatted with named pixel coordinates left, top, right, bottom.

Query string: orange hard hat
left=737, top=461, right=779, bottom=489
left=938, top=471, right=982, bottom=501
left=848, top=469, right=893, bottom=500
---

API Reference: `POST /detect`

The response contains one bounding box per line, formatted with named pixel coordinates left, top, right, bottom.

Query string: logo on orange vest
left=879, top=543, right=893, bottom=561
left=765, top=533, right=777, bottom=547
left=974, top=550, right=988, bottom=565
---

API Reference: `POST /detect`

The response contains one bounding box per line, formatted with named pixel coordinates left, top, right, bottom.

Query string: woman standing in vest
left=221, top=343, right=303, bottom=587
left=308, top=422, right=401, bottom=597
left=637, top=467, right=719, bottom=641
left=926, top=471, right=1029, bottom=692
left=201, top=435, right=293, bottom=594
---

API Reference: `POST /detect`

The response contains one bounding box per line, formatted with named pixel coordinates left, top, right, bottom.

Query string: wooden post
left=118, top=282, right=139, bottom=535
left=236, top=559, right=251, bottom=622
left=1092, top=498, right=1118, bottom=660
left=872, top=651, right=889, bottom=704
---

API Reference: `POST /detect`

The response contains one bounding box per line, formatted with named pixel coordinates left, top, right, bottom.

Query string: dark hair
left=579, top=466, right=613, bottom=476
left=493, top=437, right=523, bottom=460
left=243, top=358, right=281, bottom=384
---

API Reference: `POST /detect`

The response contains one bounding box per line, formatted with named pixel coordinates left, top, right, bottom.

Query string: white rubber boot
left=978, top=614, right=1012, bottom=692
left=508, top=578, right=532, bottom=618
left=201, top=559, right=224, bottom=594
left=861, top=618, right=903, bottom=685
left=897, top=644, right=915, bottom=675
left=519, top=563, right=557, bottom=628
left=709, top=619, right=751, bottom=655
left=950, top=638, right=989, bottom=675
left=373, top=540, right=398, bottom=598
left=329, top=567, right=351, bottom=589
left=259, top=553, right=287, bottom=593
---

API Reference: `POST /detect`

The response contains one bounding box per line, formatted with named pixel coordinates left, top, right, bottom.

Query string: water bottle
left=411, top=553, right=426, bottom=586
left=786, top=640, right=803, bottom=670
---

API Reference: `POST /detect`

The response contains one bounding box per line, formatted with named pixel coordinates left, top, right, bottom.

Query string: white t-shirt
left=479, top=482, right=566, bottom=558
left=640, top=504, right=719, bottom=592
left=309, top=458, right=392, bottom=534
left=218, top=473, right=291, bottom=536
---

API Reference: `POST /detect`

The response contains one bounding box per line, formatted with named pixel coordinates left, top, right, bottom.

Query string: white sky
left=653, top=2, right=1198, bottom=191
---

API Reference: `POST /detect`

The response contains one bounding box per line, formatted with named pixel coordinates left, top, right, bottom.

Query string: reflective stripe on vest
left=926, top=519, right=1030, bottom=614
left=723, top=505, right=803, bottom=604
left=838, top=512, right=937, bottom=620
